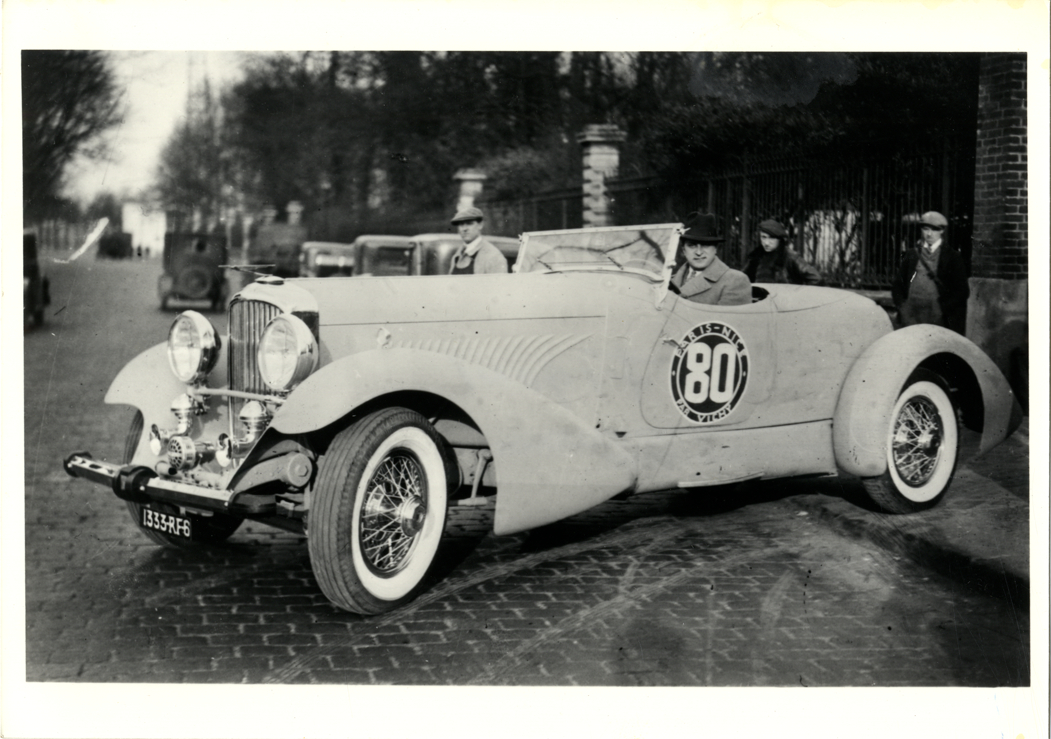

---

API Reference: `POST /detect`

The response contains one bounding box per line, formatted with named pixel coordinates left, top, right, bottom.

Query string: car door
left=639, top=291, right=776, bottom=431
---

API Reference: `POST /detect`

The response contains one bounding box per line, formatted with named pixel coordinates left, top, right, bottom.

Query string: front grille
left=229, top=299, right=280, bottom=394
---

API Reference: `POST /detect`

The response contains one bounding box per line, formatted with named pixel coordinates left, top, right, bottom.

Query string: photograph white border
left=3, top=2, right=1047, bottom=738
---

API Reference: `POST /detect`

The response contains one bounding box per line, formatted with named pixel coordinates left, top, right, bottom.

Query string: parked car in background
left=23, top=232, right=50, bottom=326
left=299, top=241, right=357, bottom=278
left=300, top=233, right=518, bottom=279
left=248, top=221, right=307, bottom=278
left=65, top=223, right=1022, bottom=616
left=96, top=231, right=134, bottom=260
left=158, top=233, right=228, bottom=311
left=409, top=233, right=520, bottom=275
left=343, top=235, right=414, bottom=277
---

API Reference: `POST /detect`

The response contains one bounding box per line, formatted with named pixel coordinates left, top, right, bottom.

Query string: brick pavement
left=19, top=258, right=1033, bottom=688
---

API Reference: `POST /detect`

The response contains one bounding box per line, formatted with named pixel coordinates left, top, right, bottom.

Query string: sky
left=65, top=51, right=250, bottom=204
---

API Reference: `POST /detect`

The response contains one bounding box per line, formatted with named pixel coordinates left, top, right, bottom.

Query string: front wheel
left=862, top=370, right=959, bottom=514
left=308, top=408, right=450, bottom=614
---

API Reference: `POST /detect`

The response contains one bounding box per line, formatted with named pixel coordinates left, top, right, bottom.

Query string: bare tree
left=21, top=50, right=123, bottom=219
left=155, top=79, right=233, bottom=231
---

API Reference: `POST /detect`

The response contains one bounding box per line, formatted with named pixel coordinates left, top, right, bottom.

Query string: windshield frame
left=516, top=222, right=684, bottom=287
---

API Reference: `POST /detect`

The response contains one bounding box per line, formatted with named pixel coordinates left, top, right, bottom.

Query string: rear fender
left=271, top=348, right=638, bottom=535
left=833, top=324, right=1022, bottom=477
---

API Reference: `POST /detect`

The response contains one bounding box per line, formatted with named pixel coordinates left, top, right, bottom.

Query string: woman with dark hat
left=743, top=219, right=823, bottom=286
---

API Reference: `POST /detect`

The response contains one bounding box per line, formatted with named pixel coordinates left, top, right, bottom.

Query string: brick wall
left=971, top=52, right=1027, bottom=279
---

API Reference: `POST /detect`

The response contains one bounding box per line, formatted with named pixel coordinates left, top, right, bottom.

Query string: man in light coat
left=449, top=207, right=509, bottom=275
left=671, top=212, right=751, bottom=306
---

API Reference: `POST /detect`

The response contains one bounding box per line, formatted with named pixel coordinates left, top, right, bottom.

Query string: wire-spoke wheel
left=309, top=408, right=450, bottom=614
left=862, top=370, right=959, bottom=514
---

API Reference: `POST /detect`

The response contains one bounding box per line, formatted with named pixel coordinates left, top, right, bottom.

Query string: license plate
left=141, top=507, right=192, bottom=538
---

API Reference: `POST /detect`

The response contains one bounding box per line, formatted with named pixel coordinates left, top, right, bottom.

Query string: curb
left=793, top=493, right=1029, bottom=612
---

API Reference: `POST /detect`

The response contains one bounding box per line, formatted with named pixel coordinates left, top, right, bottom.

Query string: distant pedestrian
left=449, top=207, right=508, bottom=275
left=891, top=211, right=969, bottom=334
left=671, top=212, right=751, bottom=306
left=743, top=219, right=823, bottom=286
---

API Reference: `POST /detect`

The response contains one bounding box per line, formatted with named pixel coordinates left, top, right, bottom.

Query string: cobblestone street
left=9, top=256, right=1041, bottom=736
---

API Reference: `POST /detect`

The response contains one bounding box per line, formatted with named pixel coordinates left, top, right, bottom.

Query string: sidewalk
left=793, top=417, right=1031, bottom=607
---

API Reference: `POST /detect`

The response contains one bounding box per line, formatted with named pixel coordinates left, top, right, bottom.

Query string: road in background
left=21, top=255, right=1030, bottom=686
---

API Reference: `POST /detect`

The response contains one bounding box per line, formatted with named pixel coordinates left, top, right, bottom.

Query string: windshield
left=516, top=223, right=682, bottom=281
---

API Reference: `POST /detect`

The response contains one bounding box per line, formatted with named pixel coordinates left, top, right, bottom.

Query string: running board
left=677, top=472, right=765, bottom=488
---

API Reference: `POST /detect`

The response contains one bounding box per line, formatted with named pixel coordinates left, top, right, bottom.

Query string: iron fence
left=607, top=142, right=974, bottom=288
left=480, top=187, right=584, bottom=237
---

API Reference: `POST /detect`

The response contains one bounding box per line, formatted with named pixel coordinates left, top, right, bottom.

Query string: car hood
left=279, top=272, right=645, bottom=326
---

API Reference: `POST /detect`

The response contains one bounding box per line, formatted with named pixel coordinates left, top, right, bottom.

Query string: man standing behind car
left=449, top=207, right=508, bottom=274
left=671, top=212, right=751, bottom=306
left=891, top=211, right=969, bottom=334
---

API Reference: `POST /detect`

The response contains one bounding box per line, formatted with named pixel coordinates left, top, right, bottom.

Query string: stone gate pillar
left=454, top=169, right=487, bottom=213
left=577, top=124, right=626, bottom=227
left=967, top=52, right=1028, bottom=405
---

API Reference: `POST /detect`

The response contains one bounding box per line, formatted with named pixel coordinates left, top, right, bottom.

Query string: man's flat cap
left=451, top=207, right=485, bottom=224
left=919, top=211, right=948, bottom=229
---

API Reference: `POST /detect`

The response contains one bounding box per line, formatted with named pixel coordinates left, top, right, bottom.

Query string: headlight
left=167, top=311, right=221, bottom=384
left=257, top=314, right=318, bottom=392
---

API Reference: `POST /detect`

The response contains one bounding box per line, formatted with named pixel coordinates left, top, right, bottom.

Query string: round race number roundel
left=670, top=322, right=749, bottom=424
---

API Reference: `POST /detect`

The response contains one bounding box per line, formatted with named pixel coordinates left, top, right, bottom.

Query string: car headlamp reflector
left=257, top=314, right=318, bottom=392
left=167, top=311, right=221, bottom=384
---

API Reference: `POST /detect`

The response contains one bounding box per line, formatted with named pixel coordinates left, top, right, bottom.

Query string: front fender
left=271, top=348, right=638, bottom=535
left=833, top=324, right=1021, bottom=477
left=104, top=340, right=230, bottom=465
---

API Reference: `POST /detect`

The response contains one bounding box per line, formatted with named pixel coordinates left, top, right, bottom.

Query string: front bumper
left=63, top=452, right=299, bottom=515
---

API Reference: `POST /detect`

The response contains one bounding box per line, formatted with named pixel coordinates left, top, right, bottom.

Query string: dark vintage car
left=23, top=232, right=50, bottom=326
left=248, top=221, right=307, bottom=278
left=65, top=223, right=1022, bottom=615
left=158, top=233, right=229, bottom=311
left=299, top=241, right=356, bottom=278
left=299, top=235, right=415, bottom=278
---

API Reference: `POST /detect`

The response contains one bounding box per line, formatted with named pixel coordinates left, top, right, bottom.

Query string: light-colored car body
left=66, top=223, right=1022, bottom=614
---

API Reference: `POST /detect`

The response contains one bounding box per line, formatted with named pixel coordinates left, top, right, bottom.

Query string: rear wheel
left=308, top=408, right=450, bottom=614
left=862, top=370, right=959, bottom=514
left=122, top=411, right=242, bottom=547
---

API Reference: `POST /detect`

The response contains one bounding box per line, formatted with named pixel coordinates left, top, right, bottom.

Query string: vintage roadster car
left=65, top=223, right=1022, bottom=615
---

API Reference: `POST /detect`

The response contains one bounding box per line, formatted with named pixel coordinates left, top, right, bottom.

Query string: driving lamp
left=167, top=311, right=221, bottom=384
left=257, top=314, right=318, bottom=392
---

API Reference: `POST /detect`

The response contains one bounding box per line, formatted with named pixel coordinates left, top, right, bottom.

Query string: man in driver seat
left=671, top=212, right=751, bottom=306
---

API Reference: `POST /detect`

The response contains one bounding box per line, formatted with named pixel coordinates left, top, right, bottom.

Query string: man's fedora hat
left=681, top=212, right=724, bottom=245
